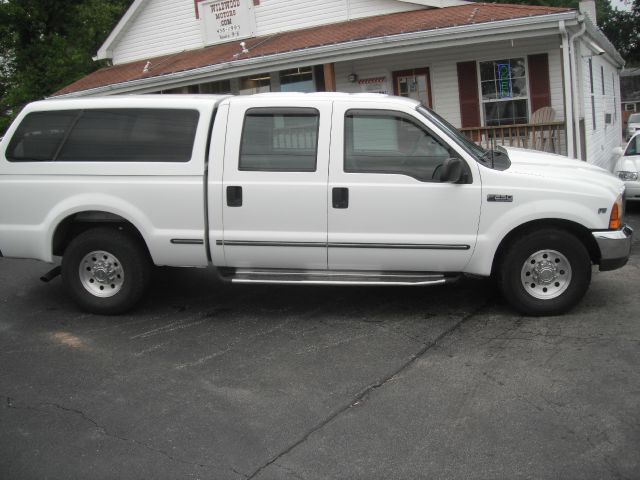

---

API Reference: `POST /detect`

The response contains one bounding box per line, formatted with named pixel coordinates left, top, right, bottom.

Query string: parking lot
left=1, top=204, right=640, bottom=480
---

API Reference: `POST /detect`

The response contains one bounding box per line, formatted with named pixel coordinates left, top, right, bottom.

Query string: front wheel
left=62, top=227, right=151, bottom=315
left=498, top=229, right=592, bottom=316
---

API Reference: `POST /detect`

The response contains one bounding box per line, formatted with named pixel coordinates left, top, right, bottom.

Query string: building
left=54, top=0, right=625, bottom=168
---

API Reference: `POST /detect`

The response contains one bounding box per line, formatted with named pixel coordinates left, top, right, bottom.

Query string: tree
left=601, top=0, right=640, bottom=66
left=0, top=0, right=131, bottom=133
left=484, top=0, right=639, bottom=67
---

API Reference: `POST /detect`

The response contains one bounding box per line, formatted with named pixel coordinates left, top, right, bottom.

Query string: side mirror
left=612, top=147, right=624, bottom=157
left=439, top=157, right=465, bottom=183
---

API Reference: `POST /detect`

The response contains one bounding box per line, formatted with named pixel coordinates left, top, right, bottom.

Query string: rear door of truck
left=210, top=96, right=332, bottom=269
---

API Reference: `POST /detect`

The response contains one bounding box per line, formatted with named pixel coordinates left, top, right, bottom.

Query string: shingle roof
left=54, top=3, right=572, bottom=96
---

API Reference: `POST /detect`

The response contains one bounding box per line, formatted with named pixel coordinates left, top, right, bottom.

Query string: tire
left=497, top=229, right=591, bottom=316
left=62, top=227, right=151, bottom=315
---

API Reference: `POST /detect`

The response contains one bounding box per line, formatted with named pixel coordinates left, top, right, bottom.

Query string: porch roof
left=54, top=3, right=572, bottom=97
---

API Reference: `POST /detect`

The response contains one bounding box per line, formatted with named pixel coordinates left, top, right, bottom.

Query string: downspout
left=569, top=18, right=586, bottom=160
left=559, top=21, right=575, bottom=158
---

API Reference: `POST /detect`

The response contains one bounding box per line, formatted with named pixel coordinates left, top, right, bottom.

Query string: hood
left=502, top=147, right=624, bottom=196
left=615, top=153, right=640, bottom=173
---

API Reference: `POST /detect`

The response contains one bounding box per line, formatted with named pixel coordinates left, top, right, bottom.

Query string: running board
left=219, top=268, right=460, bottom=286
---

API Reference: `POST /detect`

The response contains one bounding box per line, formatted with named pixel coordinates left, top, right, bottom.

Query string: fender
left=44, top=194, right=155, bottom=263
left=466, top=198, right=608, bottom=276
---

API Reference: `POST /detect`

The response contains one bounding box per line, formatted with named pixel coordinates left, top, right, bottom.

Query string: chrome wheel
left=79, top=250, right=124, bottom=298
left=520, top=249, right=572, bottom=300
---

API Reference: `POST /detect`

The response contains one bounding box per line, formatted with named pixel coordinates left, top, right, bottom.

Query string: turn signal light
left=609, top=197, right=622, bottom=230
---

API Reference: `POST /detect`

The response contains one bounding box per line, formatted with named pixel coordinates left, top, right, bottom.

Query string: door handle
left=332, top=187, right=349, bottom=209
left=227, top=186, right=243, bottom=207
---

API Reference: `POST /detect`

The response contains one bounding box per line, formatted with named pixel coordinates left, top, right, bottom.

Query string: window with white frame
left=479, top=58, right=528, bottom=126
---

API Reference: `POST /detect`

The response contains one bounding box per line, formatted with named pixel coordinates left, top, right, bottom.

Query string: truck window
left=344, top=109, right=458, bottom=182
left=6, top=110, right=80, bottom=161
left=57, top=109, right=199, bottom=162
left=239, top=107, right=319, bottom=172
left=625, top=136, right=639, bottom=156
left=6, top=109, right=199, bottom=163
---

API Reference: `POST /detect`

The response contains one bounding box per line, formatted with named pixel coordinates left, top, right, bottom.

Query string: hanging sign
left=497, top=63, right=512, bottom=98
left=200, top=0, right=256, bottom=45
left=358, top=77, right=388, bottom=94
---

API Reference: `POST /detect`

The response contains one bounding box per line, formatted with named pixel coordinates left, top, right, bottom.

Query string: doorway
left=393, top=68, right=432, bottom=108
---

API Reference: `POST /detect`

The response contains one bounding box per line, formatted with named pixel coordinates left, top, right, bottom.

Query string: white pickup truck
left=0, top=93, right=632, bottom=316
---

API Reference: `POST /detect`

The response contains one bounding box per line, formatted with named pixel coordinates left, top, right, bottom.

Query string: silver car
left=614, top=132, right=640, bottom=201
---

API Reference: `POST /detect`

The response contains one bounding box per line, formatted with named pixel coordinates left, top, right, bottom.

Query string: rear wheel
left=62, top=227, right=151, bottom=315
left=498, top=229, right=591, bottom=316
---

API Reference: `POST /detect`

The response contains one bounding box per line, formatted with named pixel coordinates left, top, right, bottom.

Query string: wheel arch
left=52, top=210, right=151, bottom=259
left=491, top=218, right=600, bottom=276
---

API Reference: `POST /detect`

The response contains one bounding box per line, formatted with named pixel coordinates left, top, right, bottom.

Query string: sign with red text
left=200, top=0, right=256, bottom=45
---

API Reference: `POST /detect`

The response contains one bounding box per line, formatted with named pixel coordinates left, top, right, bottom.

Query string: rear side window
left=6, top=110, right=80, bottom=161
left=6, top=108, right=200, bottom=162
left=239, top=107, right=319, bottom=171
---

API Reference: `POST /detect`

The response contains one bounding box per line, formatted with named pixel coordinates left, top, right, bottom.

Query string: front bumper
left=592, top=225, right=633, bottom=271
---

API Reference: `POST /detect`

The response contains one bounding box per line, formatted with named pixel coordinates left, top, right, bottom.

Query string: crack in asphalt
left=4, top=396, right=248, bottom=479
left=245, top=299, right=494, bottom=479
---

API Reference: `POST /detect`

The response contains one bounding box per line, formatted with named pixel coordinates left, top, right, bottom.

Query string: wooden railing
left=273, top=125, right=317, bottom=149
left=460, top=121, right=566, bottom=155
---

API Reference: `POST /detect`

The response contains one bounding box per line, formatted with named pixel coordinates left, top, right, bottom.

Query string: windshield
left=416, top=105, right=486, bottom=161
left=625, top=135, right=639, bottom=156
left=629, top=113, right=640, bottom=123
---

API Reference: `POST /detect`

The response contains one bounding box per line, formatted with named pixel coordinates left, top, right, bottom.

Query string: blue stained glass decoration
left=497, top=63, right=513, bottom=98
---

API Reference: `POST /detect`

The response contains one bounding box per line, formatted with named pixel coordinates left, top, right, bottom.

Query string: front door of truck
left=327, top=101, right=482, bottom=272
left=219, top=98, right=331, bottom=269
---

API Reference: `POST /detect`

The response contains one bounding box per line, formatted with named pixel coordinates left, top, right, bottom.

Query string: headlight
left=616, top=171, right=639, bottom=181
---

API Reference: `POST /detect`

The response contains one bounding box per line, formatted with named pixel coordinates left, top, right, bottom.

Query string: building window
left=157, top=80, right=230, bottom=94
left=279, top=67, right=315, bottom=92
left=613, top=73, right=617, bottom=122
left=239, top=74, right=271, bottom=95
left=479, top=58, right=528, bottom=126
left=589, top=59, right=596, bottom=130
left=199, top=80, right=232, bottom=94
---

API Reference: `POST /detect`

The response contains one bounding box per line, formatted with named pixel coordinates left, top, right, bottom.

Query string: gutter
left=569, top=18, right=586, bottom=161
left=54, top=11, right=579, bottom=98
left=560, top=21, right=575, bottom=159
left=581, top=15, right=625, bottom=68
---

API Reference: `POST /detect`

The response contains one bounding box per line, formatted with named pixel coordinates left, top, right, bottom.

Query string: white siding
left=334, top=37, right=564, bottom=129
left=111, top=0, right=423, bottom=65
left=347, top=0, right=423, bottom=20
left=255, top=0, right=421, bottom=35
left=113, top=0, right=204, bottom=65
left=579, top=39, right=622, bottom=169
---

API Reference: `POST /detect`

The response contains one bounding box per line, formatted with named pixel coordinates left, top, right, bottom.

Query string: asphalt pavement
left=1, top=204, right=639, bottom=479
